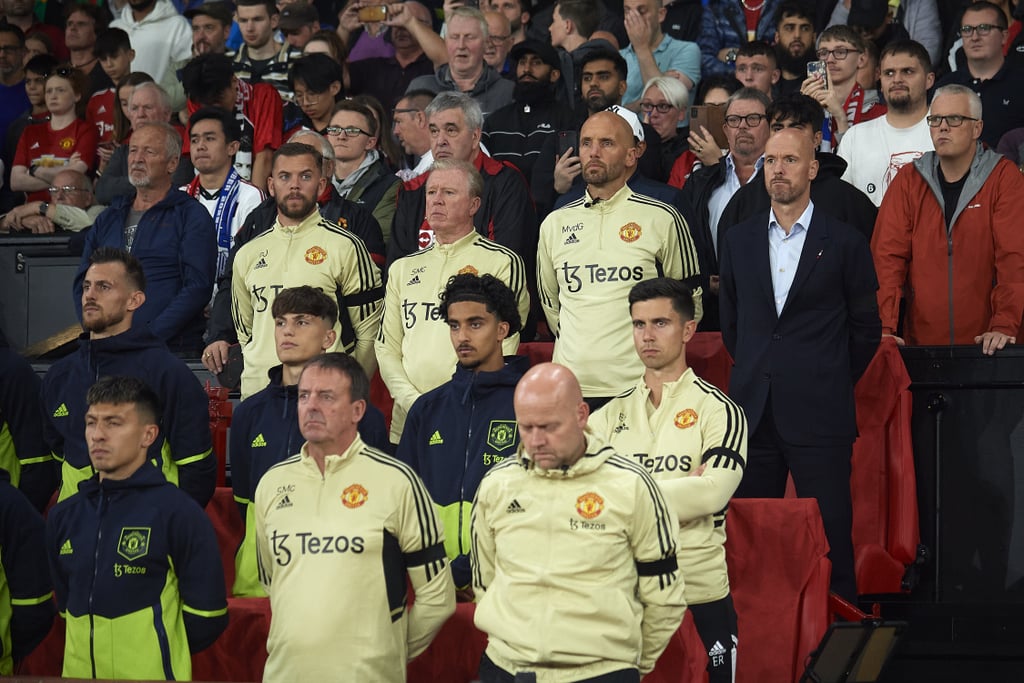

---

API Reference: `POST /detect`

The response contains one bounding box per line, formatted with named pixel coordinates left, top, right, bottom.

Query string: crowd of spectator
left=2, top=0, right=1024, bottom=679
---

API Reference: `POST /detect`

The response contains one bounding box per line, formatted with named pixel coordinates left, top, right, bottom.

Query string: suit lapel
left=753, top=221, right=775, bottom=310
left=780, top=215, right=829, bottom=318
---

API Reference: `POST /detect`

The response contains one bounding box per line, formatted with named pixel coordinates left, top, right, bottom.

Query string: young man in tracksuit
left=396, top=273, right=530, bottom=596
left=229, top=285, right=390, bottom=597
left=46, top=376, right=227, bottom=680
left=589, top=278, right=747, bottom=683
left=42, top=247, right=216, bottom=507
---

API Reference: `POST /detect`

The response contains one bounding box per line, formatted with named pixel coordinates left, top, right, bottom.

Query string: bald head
left=514, top=363, right=589, bottom=470
left=579, top=111, right=638, bottom=196
left=763, top=127, right=818, bottom=207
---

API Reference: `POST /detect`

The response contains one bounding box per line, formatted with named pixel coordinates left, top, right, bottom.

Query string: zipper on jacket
left=947, top=231, right=955, bottom=344
left=88, top=489, right=109, bottom=679
left=457, top=376, right=477, bottom=557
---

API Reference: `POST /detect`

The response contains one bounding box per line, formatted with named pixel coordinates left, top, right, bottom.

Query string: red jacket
left=872, top=147, right=1024, bottom=344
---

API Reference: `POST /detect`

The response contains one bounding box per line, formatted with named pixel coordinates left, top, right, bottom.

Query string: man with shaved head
left=719, top=128, right=880, bottom=601
left=470, top=362, right=686, bottom=682
left=537, top=111, right=700, bottom=410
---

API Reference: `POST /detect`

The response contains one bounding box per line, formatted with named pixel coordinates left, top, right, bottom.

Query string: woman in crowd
left=11, top=65, right=96, bottom=203
left=640, top=76, right=690, bottom=183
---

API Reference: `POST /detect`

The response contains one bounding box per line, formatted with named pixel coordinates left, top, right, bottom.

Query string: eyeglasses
left=325, top=125, right=371, bottom=138
left=487, top=34, right=511, bottom=44
left=925, top=114, right=979, bottom=127
left=294, top=91, right=323, bottom=105
left=959, top=23, right=1005, bottom=37
left=724, top=113, right=767, bottom=128
left=49, top=185, right=88, bottom=194
left=639, top=102, right=677, bottom=114
left=816, top=47, right=860, bottom=60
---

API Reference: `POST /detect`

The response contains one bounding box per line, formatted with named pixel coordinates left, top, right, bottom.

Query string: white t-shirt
left=838, top=115, right=934, bottom=207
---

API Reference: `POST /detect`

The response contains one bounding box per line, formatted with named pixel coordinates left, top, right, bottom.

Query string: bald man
left=470, top=362, right=686, bottom=682
left=0, top=169, right=103, bottom=233
left=719, top=129, right=881, bottom=601
left=537, top=111, right=701, bottom=409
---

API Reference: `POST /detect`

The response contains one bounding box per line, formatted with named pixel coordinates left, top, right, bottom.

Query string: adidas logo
left=31, top=142, right=40, bottom=149
left=251, top=433, right=267, bottom=447
left=407, top=274, right=421, bottom=285
left=428, top=430, right=444, bottom=446
left=708, top=641, right=727, bottom=657
left=506, top=499, right=525, bottom=514
left=276, top=495, right=293, bottom=510
left=254, top=257, right=268, bottom=270
left=564, top=233, right=580, bottom=245
left=53, top=403, right=69, bottom=418
left=98, top=105, right=107, bottom=113
left=60, top=539, right=73, bottom=555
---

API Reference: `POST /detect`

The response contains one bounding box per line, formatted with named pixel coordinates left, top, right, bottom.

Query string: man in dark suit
left=719, top=128, right=881, bottom=601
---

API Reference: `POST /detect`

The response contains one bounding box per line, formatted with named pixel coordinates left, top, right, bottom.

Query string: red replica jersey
left=14, top=118, right=97, bottom=202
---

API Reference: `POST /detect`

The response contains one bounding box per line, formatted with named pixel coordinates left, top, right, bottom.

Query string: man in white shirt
left=839, top=40, right=935, bottom=207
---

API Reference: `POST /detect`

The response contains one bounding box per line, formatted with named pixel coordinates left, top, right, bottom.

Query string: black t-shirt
left=938, top=165, right=968, bottom=228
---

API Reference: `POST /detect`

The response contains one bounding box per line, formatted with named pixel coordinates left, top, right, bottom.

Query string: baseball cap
left=184, top=0, right=235, bottom=25
left=279, top=2, right=319, bottom=31
left=509, top=39, right=561, bottom=70
left=605, top=104, right=645, bottom=143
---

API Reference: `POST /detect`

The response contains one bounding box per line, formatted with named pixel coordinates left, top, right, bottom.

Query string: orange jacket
left=872, top=146, right=1024, bottom=344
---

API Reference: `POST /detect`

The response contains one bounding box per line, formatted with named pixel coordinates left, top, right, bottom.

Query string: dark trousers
left=734, top=399, right=858, bottom=601
left=690, top=594, right=738, bottom=683
left=479, top=654, right=640, bottom=683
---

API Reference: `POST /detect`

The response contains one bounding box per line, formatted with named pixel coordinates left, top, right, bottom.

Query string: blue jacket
left=46, top=464, right=228, bottom=680
left=0, top=348, right=56, bottom=512
left=41, top=327, right=216, bottom=507
left=0, top=474, right=54, bottom=674
left=395, top=356, right=529, bottom=587
left=699, top=0, right=782, bottom=77
left=74, top=189, right=216, bottom=352
left=227, top=363, right=391, bottom=596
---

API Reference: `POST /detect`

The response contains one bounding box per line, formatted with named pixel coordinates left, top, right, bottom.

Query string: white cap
left=605, top=105, right=645, bottom=143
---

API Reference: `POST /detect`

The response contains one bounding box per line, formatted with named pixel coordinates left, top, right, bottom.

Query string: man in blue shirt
left=620, top=0, right=700, bottom=105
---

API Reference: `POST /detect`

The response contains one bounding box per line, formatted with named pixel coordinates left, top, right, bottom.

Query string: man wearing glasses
left=800, top=24, right=885, bottom=144
left=0, top=170, right=103, bottom=233
left=676, top=87, right=770, bottom=331
left=936, top=1, right=1024, bottom=148
left=873, top=84, right=1024, bottom=352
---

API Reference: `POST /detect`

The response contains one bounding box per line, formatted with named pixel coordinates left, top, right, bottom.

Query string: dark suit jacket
left=719, top=207, right=881, bottom=446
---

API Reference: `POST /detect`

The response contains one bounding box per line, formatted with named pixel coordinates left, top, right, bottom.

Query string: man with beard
left=676, top=87, right=770, bottom=331
left=488, top=0, right=530, bottom=46
left=538, top=111, right=700, bottom=409
left=720, top=128, right=880, bottom=601
left=45, top=247, right=216, bottom=506
left=0, top=26, right=29, bottom=147
left=110, top=0, right=191, bottom=83
left=349, top=1, right=438, bottom=114
left=0, top=0, right=66, bottom=60
left=76, top=122, right=216, bottom=355
left=230, top=143, right=383, bottom=399
left=774, top=1, right=816, bottom=97
left=839, top=40, right=935, bottom=207
left=186, top=0, right=234, bottom=56
left=482, top=39, right=574, bottom=185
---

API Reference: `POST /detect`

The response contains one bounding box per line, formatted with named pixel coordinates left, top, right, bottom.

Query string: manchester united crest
left=576, top=492, right=604, bottom=519
left=117, top=527, right=151, bottom=561
left=59, top=137, right=75, bottom=152
left=619, top=222, right=641, bottom=243
left=305, top=246, right=327, bottom=265
left=674, top=409, right=698, bottom=429
left=341, top=484, right=368, bottom=508
left=458, top=264, right=479, bottom=276
left=486, top=420, right=517, bottom=451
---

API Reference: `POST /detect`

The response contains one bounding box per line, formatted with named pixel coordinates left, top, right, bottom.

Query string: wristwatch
left=725, top=49, right=738, bottom=64
left=38, top=202, right=48, bottom=216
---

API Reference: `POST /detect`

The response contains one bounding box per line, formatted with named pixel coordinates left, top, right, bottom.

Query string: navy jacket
left=230, top=364, right=391, bottom=514
left=719, top=209, right=881, bottom=446
left=41, top=328, right=216, bottom=507
left=0, top=348, right=57, bottom=512
left=395, top=356, right=529, bottom=587
left=46, top=465, right=228, bottom=680
left=74, top=189, right=216, bottom=352
left=0, top=475, right=54, bottom=673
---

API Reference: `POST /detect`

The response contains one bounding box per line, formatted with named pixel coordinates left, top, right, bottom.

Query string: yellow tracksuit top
left=537, top=185, right=701, bottom=398
left=231, top=210, right=383, bottom=398
left=255, top=436, right=455, bottom=683
left=376, top=231, right=529, bottom=442
left=471, top=432, right=687, bottom=680
left=589, top=368, right=748, bottom=605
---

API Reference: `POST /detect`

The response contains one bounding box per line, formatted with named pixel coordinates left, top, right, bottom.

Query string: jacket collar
left=516, top=428, right=614, bottom=478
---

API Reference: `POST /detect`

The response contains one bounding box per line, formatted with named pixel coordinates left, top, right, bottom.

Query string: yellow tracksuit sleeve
left=231, top=242, right=256, bottom=345
left=536, top=212, right=561, bottom=334
left=336, top=234, right=384, bottom=378
left=376, top=263, right=424, bottom=416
